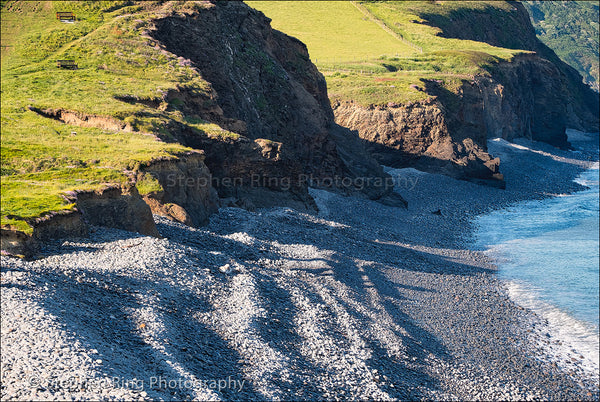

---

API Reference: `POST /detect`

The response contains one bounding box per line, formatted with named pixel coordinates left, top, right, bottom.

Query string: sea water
left=475, top=161, right=599, bottom=373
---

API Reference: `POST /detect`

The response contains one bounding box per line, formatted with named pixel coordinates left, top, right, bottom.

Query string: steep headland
left=252, top=1, right=600, bottom=187
left=0, top=1, right=398, bottom=256
left=414, top=1, right=599, bottom=136
left=1, top=1, right=598, bottom=250
left=332, top=1, right=599, bottom=185
left=148, top=1, right=395, bottom=203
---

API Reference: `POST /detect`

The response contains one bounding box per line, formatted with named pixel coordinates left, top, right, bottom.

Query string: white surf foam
left=503, top=280, right=599, bottom=379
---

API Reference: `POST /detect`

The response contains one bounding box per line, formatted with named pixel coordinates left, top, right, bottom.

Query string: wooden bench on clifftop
left=56, top=60, right=78, bottom=69
left=56, top=12, right=76, bottom=22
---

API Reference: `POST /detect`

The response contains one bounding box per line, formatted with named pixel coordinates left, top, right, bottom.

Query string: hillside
left=2, top=0, right=599, bottom=254
left=249, top=1, right=599, bottom=186
left=522, top=0, right=600, bottom=92
left=1, top=0, right=399, bottom=256
left=1, top=1, right=198, bottom=234
left=249, top=1, right=524, bottom=105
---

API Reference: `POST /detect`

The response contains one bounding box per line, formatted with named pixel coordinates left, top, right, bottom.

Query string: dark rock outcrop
left=68, top=185, right=159, bottom=237
left=151, top=2, right=338, bottom=178
left=150, top=1, right=399, bottom=205
left=202, top=137, right=318, bottom=212
left=333, top=90, right=505, bottom=188
left=478, top=54, right=571, bottom=147
left=160, top=120, right=319, bottom=212
left=139, top=151, right=219, bottom=226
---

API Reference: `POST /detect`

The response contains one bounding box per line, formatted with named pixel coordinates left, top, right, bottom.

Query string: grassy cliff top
left=0, top=1, right=233, bottom=233
left=0, top=1, right=546, bottom=233
left=248, top=1, right=529, bottom=105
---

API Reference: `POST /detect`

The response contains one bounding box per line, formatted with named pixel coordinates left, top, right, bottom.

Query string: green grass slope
left=248, top=1, right=527, bottom=106
left=0, top=1, right=231, bottom=233
left=247, top=1, right=418, bottom=62
left=522, top=1, right=599, bottom=92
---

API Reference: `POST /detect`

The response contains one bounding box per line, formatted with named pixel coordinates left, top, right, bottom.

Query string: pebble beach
left=1, top=133, right=599, bottom=401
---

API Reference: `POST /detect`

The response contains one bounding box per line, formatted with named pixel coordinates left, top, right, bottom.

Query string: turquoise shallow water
left=475, top=163, right=599, bottom=358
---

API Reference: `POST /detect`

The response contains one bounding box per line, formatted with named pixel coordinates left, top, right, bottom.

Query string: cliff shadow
left=16, top=265, right=263, bottom=400
left=28, top=229, right=145, bottom=260
left=158, top=206, right=494, bottom=398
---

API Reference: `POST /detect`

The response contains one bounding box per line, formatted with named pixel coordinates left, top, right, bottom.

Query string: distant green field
left=247, top=1, right=526, bottom=106
left=361, top=1, right=520, bottom=59
left=248, top=1, right=418, bottom=62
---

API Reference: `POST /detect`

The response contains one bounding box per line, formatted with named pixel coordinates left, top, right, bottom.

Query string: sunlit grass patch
left=248, top=1, right=419, bottom=62
left=246, top=1, right=528, bottom=107
left=1, top=1, right=209, bottom=230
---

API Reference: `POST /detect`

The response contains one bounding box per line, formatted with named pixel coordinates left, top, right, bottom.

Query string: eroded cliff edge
left=2, top=1, right=404, bottom=257
left=149, top=1, right=397, bottom=204
left=425, top=0, right=599, bottom=132
left=332, top=2, right=599, bottom=187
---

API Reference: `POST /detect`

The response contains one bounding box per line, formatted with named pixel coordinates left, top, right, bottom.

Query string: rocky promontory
left=150, top=1, right=395, bottom=204
left=1, top=0, right=402, bottom=257
left=332, top=2, right=599, bottom=187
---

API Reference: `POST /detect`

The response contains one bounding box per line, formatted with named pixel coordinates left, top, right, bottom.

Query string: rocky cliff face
left=166, top=121, right=319, bottom=213
left=150, top=1, right=397, bottom=204
left=333, top=52, right=588, bottom=186
left=422, top=1, right=599, bottom=135
left=478, top=53, right=572, bottom=146
left=432, top=52, right=580, bottom=150
left=334, top=2, right=599, bottom=187
left=69, top=185, right=159, bottom=237
left=152, top=2, right=336, bottom=177
left=139, top=151, right=219, bottom=226
left=334, top=91, right=504, bottom=188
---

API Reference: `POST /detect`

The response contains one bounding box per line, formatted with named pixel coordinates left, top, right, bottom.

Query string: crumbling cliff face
left=0, top=185, right=158, bottom=258
left=478, top=53, right=572, bottom=147
left=1, top=211, right=87, bottom=257
left=71, top=185, right=159, bottom=237
left=139, top=151, right=219, bottom=226
left=333, top=92, right=504, bottom=188
left=150, top=1, right=398, bottom=204
left=333, top=2, right=599, bottom=187
left=333, top=52, right=583, bottom=187
left=26, top=106, right=134, bottom=132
